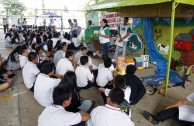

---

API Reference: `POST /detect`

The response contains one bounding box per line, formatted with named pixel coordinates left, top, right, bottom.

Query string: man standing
left=112, top=17, right=132, bottom=62
left=3, top=18, right=8, bottom=34
left=22, top=18, right=27, bottom=31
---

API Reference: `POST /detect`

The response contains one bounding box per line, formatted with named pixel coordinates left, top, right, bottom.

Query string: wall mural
left=132, top=18, right=194, bottom=75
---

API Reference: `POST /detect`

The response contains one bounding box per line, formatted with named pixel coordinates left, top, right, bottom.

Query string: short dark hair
left=102, top=54, right=109, bottom=61
left=19, top=45, right=27, bottom=55
left=31, top=43, right=37, bottom=50
left=58, top=42, right=66, bottom=50
left=65, top=50, right=73, bottom=58
left=126, top=65, right=137, bottom=74
left=28, top=52, right=37, bottom=62
left=104, top=58, right=112, bottom=68
left=114, top=75, right=126, bottom=88
left=86, top=51, right=93, bottom=57
left=124, top=17, right=129, bottom=20
left=109, top=88, right=124, bottom=105
left=80, top=56, right=88, bottom=65
left=42, top=62, right=54, bottom=75
left=36, top=46, right=43, bottom=53
left=53, top=86, right=72, bottom=106
left=80, top=47, right=87, bottom=52
left=88, top=20, right=92, bottom=25
left=59, top=71, right=77, bottom=91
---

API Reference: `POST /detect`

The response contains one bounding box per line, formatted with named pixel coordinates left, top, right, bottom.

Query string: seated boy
left=22, top=52, right=40, bottom=92
left=87, top=88, right=134, bottom=126
left=74, top=47, right=87, bottom=68
left=19, top=45, right=28, bottom=69
left=56, top=50, right=74, bottom=76
left=98, top=54, right=115, bottom=73
left=34, top=62, right=61, bottom=107
left=125, top=65, right=146, bottom=105
left=143, top=92, right=194, bottom=125
left=75, top=56, right=94, bottom=89
left=99, top=75, right=131, bottom=116
left=38, top=86, right=90, bottom=126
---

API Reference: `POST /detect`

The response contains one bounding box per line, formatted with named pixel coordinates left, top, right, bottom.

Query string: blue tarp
left=141, top=18, right=182, bottom=88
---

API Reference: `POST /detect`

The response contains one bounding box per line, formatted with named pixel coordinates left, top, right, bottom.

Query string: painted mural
left=133, top=18, right=194, bottom=66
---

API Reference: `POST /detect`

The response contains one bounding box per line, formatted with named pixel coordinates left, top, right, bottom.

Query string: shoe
left=143, top=111, right=159, bottom=125
left=112, top=59, right=116, bottom=62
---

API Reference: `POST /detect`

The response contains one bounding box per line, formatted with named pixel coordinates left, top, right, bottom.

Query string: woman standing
left=97, top=19, right=111, bottom=55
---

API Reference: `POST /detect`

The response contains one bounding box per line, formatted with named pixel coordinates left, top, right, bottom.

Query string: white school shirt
left=19, top=55, right=28, bottom=69
left=22, top=61, right=40, bottom=89
left=38, top=105, right=82, bottom=126
left=34, top=74, right=61, bottom=107
left=98, top=63, right=115, bottom=72
left=87, top=104, right=134, bottom=126
left=99, top=27, right=110, bottom=44
left=72, top=37, right=80, bottom=47
left=53, top=50, right=66, bottom=66
left=179, top=93, right=194, bottom=122
left=119, top=24, right=131, bottom=41
left=96, top=67, right=113, bottom=87
left=51, top=38, right=59, bottom=48
left=56, top=58, right=74, bottom=76
left=75, top=65, right=94, bottom=87
left=62, top=38, right=71, bottom=45
left=74, top=51, right=82, bottom=63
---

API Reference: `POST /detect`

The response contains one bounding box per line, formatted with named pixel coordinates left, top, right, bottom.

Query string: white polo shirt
left=96, top=67, right=113, bottom=87
left=62, top=38, right=71, bottom=45
left=34, top=74, right=61, bottom=107
left=51, top=38, right=59, bottom=48
left=87, top=104, right=134, bottom=126
left=75, top=65, right=94, bottom=87
left=74, top=51, right=82, bottom=63
left=38, top=105, right=82, bottom=126
left=53, top=50, right=66, bottom=66
left=179, top=93, right=194, bottom=122
left=19, top=55, right=28, bottom=69
left=98, top=63, right=115, bottom=72
left=22, top=61, right=40, bottom=89
left=56, top=58, right=74, bottom=76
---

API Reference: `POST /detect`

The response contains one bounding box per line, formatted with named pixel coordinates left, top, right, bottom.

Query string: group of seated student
left=1, top=27, right=149, bottom=125
left=38, top=83, right=134, bottom=126
left=0, top=54, right=14, bottom=91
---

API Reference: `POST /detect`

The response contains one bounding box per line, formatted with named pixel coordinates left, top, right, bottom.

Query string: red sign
left=105, top=12, right=122, bottom=29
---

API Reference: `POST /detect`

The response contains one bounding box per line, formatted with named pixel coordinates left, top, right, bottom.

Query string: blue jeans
left=113, top=41, right=128, bottom=59
left=101, top=42, right=110, bottom=55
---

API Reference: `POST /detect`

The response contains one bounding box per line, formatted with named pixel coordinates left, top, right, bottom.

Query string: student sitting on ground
left=125, top=65, right=146, bottom=105
left=143, top=92, right=194, bottom=125
left=31, top=43, right=38, bottom=53
left=99, top=75, right=132, bottom=116
left=53, top=42, right=67, bottom=66
left=97, top=58, right=114, bottom=103
left=34, top=62, right=61, bottom=107
left=98, top=54, right=115, bottom=73
left=22, top=52, right=40, bottom=92
left=38, top=86, right=90, bottom=126
left=87, top=88, right=134, bottom=126
left=59, top=71, right=95, bottom=113
left=56, top=51, right=74, bottom=76
left=74, top=47, right=87, bottom=68
left=75, top=56, right=94, bottom=89
left=36, top=47, right=48, bottom=63
left=4, top=46, right=21, bottom=71
left=19, top=45, right=28, bottom=69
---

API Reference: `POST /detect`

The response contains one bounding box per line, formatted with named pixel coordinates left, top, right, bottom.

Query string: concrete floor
left=0, top=30, right=194, bottom=126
